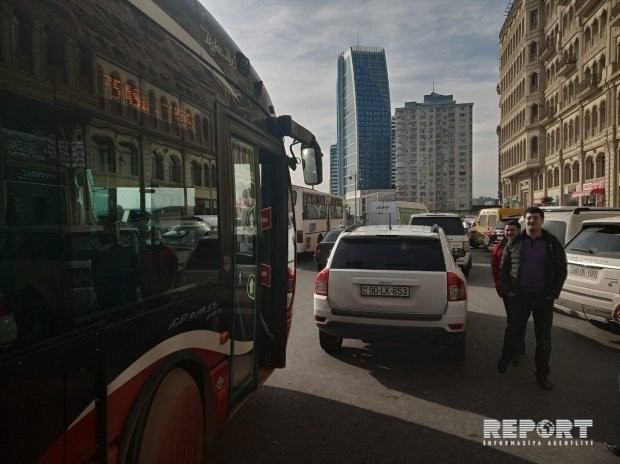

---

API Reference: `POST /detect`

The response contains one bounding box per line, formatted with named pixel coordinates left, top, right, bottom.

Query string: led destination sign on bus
left=102, top=73, right=194, bottom=129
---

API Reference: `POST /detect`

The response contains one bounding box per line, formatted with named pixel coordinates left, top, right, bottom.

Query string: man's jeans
left=501, top=293, right=554, bottom=378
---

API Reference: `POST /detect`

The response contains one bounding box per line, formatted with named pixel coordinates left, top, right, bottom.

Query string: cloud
left=201, top=0, right=505, bottom=197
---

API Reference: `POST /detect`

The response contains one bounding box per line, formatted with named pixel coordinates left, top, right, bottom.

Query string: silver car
left=313, top=224, right=468, bottom=361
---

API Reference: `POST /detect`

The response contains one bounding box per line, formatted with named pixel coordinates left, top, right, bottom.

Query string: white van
left=366, top=201, right=427, bottom=226
left=555, top=216, right=620, bottom=333
left=536, top=206, right=620, bottom=245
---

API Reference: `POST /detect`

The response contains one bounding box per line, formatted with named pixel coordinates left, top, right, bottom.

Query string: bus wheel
left=136, top=368, right=205, bottom=464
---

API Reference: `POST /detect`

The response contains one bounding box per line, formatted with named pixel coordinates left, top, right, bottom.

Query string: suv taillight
left=447, top=272, right=466, bottom=301
left=314, top=268, right=329, bottom=296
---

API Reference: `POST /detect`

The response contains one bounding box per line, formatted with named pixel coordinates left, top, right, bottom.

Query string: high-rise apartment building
left=499, top=0, right=619, bottom=207
left=336, top=46, right=391, bottom=220
left=394, top=93, right=473, bottom=212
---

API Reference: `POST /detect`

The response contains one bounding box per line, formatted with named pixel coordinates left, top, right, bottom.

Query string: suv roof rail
left=571, top=207, right=620, bottom=214
left=344, top=223, right=364, bottom=232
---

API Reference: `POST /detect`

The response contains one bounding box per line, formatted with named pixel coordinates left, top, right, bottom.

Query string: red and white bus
left=0, top=1, right=323, bottom=462
left=292, top=185, right=346, bottom=254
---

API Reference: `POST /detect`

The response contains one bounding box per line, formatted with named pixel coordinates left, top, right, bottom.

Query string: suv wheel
left=319, top=330, right=342, bottom=353
left=441, top=335, right=465, bottom=362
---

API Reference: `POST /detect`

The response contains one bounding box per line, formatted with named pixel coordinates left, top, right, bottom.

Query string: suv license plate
left=360, top=285, right=410, bottom=297
left=569, top=265, right=598, bottom=279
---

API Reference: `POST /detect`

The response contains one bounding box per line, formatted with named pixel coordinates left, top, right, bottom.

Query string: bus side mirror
left=301, top=146, right=323, bottom=185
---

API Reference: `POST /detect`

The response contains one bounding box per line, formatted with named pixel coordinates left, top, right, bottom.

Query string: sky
left=202, top=0, right=508, bottom=197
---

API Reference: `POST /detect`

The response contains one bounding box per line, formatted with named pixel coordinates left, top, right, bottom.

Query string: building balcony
left=496, top=83, right=501, bottom=95
left=576, top=0, right=600, bottom=18
left=539, top=107, right=551, bottom=124
left=556, top=55, right=577, bottom=76
left=611, top=3, right=620, bottom=27
left=578, top=74, right=600, bottom=98
left=539, top=41, right=557, bottom=60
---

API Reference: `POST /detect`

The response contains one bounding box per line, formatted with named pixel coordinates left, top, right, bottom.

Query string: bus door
left=220, top=112, right=290, bottom=403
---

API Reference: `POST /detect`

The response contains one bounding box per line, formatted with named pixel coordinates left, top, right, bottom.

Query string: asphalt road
left=207, top=249, right=620, bottom=463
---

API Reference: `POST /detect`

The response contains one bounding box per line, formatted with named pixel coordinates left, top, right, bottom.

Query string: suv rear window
left=566, top=224, right=620, bottom=259
left=331, top=237, right=446, bottom=271
left=410, top=217, right=465, bottom=235
left=542, top=220, right=568, bottom=245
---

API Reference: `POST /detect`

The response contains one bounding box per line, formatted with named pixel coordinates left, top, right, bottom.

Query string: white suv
left=313, top=224, right=467, bottom=361
left=409, top=213, right=472, bottom=276
left=555, top=216, right=620, bottom=333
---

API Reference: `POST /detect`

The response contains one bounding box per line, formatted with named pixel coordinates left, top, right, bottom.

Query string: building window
left=572, top=162, right=580, bottom=183
left=11, top=9, right=33, bottom=73
left=152, top=152, right=164, bottom=180
left=191, top=161, right=201, bottom=186
left=530, top=10, right=539, bottom=29
left=564, top=165, right=571, bottom=184
left=596, top=154, right=605, bottom=178
left=117, top=142, right=138, bottom=177
left=92, top=137, right=115, bottom=173
left=169, top=155, right=182, bottom=183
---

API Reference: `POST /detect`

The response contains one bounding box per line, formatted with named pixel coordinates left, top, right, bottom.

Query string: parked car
left=483, top=216, right=522, bottom=250
left=554, top=216, right=620, bottom=334
left=313, top=224, right=467, bottom=361
left=187, top=215, right=219, bottom=236
left=313, top=229, right=344, bottom=271
left=467, top=224, right=482, bottom=248
left=410, top=213, right=472, bottom=276
left=531, top=206, right=620, bottom=246
left=162, top=222, right=210, bottom=249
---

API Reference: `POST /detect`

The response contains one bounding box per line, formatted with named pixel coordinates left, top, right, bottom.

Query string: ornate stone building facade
left=499, top=0, right=619, bottom=207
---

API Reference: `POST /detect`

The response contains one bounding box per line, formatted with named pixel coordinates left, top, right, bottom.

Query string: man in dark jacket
left=498, top=206, right=567, bottom=391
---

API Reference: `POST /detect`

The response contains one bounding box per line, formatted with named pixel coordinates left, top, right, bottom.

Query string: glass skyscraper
left=336, top=46, right=391, bottom=209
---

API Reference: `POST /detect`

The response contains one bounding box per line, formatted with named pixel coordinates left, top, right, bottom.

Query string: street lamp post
left=349, top=173, right=357, bottom=223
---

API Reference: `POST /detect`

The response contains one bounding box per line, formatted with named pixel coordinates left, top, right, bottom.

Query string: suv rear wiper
left=570, top=247, right=594, bottom=254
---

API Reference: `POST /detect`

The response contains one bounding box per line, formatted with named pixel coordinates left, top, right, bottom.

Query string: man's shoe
left=604, top=442, right=620, bottom=457
left=497, top=358, right=510, bottom=374
left=536, top=377, right=553, bottom=391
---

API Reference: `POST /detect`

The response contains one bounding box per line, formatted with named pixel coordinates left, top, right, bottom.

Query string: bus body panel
left=0, top=0, right=315, bottom=461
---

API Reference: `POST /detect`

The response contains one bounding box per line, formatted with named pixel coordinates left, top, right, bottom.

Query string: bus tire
left=131, top=368, right=206, bottom=464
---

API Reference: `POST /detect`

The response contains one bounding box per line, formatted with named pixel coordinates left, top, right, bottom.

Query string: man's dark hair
left=505, top=219, right=521, bottom=229
left=524, top=206, right=544, bottom=219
